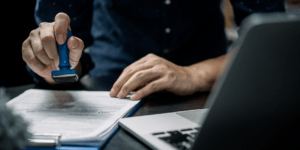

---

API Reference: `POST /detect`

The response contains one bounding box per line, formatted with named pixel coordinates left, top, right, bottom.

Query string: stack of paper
left=6, top=89, right=141, bottom=146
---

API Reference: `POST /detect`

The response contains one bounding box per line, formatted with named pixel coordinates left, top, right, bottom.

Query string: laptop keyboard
left=152, top=128, right=200, bottom=150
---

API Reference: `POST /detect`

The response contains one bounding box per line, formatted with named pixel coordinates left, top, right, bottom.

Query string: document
left=6, top=89, right=140, bottom=146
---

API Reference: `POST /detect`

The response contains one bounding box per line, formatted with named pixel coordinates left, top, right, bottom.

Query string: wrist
left=186, top=54, right=228, bottom=92
left=185, top=65, right=216, bottom=92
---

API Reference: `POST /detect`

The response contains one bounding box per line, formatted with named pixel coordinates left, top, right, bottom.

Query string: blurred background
left=0, top=0, right=36, bottom=87
left=221, top=0, right=300, bottom=48
left=0, top=0, right=299, bottom=88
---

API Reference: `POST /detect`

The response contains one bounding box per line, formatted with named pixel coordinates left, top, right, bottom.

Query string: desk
left=5, top=75, right=209, bottom=150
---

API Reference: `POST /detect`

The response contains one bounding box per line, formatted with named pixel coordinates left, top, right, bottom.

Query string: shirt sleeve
left=230, top=0, right=285, bottom=26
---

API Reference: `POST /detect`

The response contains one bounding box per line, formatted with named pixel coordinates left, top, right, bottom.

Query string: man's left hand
left=109, top=53, right=200, bottom=100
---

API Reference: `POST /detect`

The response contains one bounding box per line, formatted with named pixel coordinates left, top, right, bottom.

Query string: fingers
left=29, top=30, right=53, bottom=66
left=54, top=13, right=71, bottom=44
left=39, top=22, right=58, bottom=60
left=110, top=64, right=153, bottom=97
left=22, top=38, right=48, bottom=76
left=110, top=54, right=162, bottom=98
left=68, top=36, right=84, bottom=69
left=109, top=53, right=185, bottom=100
left=115, top=68, right=162, bottom=99
left=131, top=78, right=168, bottom=100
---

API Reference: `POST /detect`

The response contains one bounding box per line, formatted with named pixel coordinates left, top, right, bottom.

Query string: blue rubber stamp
left=51, top=30, right=79, bottom=83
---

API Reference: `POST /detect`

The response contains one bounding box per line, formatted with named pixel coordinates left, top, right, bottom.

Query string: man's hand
left=109, top=53, right=204, bottom=100
left=22, top=13, right=84, bottom=84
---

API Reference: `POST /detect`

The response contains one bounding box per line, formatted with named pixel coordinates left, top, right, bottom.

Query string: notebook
left=6, top=89, right=141, bottom=147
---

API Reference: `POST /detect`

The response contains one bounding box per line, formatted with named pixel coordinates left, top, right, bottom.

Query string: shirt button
left=165, top=0, right=171, bottom=5
left=163, top=49, right=169, bottom=54
left=165, top=28, right=171, bottom=34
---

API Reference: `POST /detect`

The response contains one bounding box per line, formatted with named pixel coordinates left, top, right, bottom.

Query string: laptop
left=119, top=12, right=300, bottom=150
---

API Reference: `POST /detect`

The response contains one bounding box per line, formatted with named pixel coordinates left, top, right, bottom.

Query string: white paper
left=6, top=89, right=140, bottom=146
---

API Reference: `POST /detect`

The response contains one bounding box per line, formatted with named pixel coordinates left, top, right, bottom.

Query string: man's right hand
left=22, top=13, right=84, bottom=84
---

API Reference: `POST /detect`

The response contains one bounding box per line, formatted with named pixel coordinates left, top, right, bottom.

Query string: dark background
left=0, top=0, right=37, bottom=87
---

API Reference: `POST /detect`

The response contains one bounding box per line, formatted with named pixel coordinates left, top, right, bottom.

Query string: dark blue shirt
left=33, top=0, right=285, bottom=84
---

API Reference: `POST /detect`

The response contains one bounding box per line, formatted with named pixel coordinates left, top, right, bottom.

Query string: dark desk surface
left=5, top=76, right=209, bottom=150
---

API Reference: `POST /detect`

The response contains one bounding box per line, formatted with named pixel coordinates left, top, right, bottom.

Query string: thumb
left=54, top=13, right=71, bottom=45
left=67, top=36, right=85, bottom=69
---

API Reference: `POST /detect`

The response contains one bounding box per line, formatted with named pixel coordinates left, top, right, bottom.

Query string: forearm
left=186, top=53, right=229, bottom=91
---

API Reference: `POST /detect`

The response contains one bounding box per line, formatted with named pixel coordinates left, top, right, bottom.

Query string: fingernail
left=110, top=88, right=117, bottom=97
left=57, top=35, right=65, bottom=44
left=71, top=37, right=78, bottom=49
left=131, top=93, right=139, bottom=100
left=117, top=92, right=124, bottom=98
